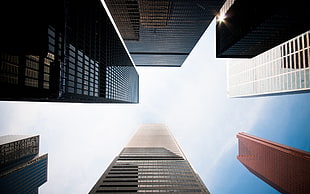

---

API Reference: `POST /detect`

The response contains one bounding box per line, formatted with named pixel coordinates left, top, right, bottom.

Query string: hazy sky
left=0, top=19, right=309, bottom=194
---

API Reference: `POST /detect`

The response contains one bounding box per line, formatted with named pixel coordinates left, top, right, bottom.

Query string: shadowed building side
left=0, top=0, right=138, bottom=103
left=105, top=0, right=226, bottom=67
left=237, top=132, right=310, bottom=194
left=216, top=0, right=310, bottom=58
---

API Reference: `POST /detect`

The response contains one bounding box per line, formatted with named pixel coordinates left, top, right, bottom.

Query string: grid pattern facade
left=0, top=135, right=47, bottom=193
left=105, top=0, right=225, bottom=67
left=237, top=132, right=310, bottom=194
left=0, top=135, right=39, bottom=171
left=106, top=66, right=139, bottom=103
left=55, top=0, right=139, bottom=103
left=228, top=31, right=310, bottom=97
left=90, top=124, right=209, bottom=193
left=0, top=0, right=138, bottom=103
left=0, top=25, right=58, bottom=99
left=64, top=44, right=99, bottom=97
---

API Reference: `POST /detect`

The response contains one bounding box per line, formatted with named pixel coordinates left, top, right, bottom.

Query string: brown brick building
left=237, top=132, right=310, bottom=194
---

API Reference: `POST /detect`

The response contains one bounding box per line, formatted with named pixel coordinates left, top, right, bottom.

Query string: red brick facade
left=237, top=132, right=310, bottom=194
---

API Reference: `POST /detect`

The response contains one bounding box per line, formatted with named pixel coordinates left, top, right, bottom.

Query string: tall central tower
left=89, top=124, right=209, bottom=193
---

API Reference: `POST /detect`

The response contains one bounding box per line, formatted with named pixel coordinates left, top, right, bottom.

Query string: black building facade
left=0, top=0, right=139, bottom=103
left=105, top=0, right=225, bottom=67
left=216, top=0, right=310, bottom=58
left=89, top=124, right=209, bottom=193
left=0, top=135, right=48, bottom=193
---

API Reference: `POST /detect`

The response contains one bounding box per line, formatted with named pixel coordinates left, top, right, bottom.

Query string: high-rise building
left=237, top=132, right=310, bottom=194
left=216, top=0, right=310, bottom=58
left=227, top=31, right=310, bottom=97
left=89, top=124, right=209, bottom=193
left=0, top=0, right=139, bottom=103
left=104, top=0, right=225, bottom=67
left=0, top=135, right=48, bottom=193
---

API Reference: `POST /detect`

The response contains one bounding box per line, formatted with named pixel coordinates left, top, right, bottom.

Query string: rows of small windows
left=138, top=179, right=198, bottom=183
left=230, top=69, right=310, bottom=96
left=0, top=137, right=39, bottom=165
left=48, top=26, right=56, bottom=53
left=0, top=137, right=38, bottom=154
left=2, top=156, right=48, bottom=192
left=228, top=31, right=310, bottom=96
left=253, top=70, right=310, bottom=93
left=229, top=68, right=310, bottom=94
left=106, top=66, right=136, bottom=101
left=121, top=148, right=176, bottom=156
left=0, top=54, right=19, bottom=84
left=139, top=172, right=192, bottom=175
left=138, top=175, right=195, bottom=179
left=44, top=26, right=59, bottom=89
left=24, top=26, right=57, bottom=88
left=121, top=148, right=171, bottom=155
left=1, top=147, right=38, bottom=166
left=139, top=165, right=189, bottom=169
left=138, top=184, right=200, bottom=188
left=43, top=52, right=55, bottom=89
left=229, top=46, right=309, bottom=86
left=116, top=160, right=188, bottom=165
left=65, top=44, right=99, bottom=96
left=116, top=160, right=187, bottom=166
left=280, top=31, right=309, bottom=71
left=137, top=189, right=202, bottom=193
left=25, top=55, right=39, bottom=87
left=0, top=52, right=54, bottom=89
left=229, top=31, right=309, bottom=84
left=139, top=168, right=192, bottom=173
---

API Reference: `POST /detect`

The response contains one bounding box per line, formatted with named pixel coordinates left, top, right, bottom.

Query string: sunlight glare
left=218, top=14, right=226, bottom=23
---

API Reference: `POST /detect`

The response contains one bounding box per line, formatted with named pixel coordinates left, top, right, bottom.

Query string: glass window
left=306, top=69, right=310, bottom=88
left=48, top=27, right=55, bottom=37
left=301, top=71, right=305, bottom=88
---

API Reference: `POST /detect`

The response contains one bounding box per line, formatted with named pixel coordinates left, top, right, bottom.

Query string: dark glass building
left=0, top=135, right=48, bottom=193
left=216, top=0, right=310, bottom=58
left=0, top=0, right=139, bottom=103
left=90, top=124, right=209, bottom=193
left=237, top=132, right=310, bottom=194
left=104, top=0, right=225, bottom=67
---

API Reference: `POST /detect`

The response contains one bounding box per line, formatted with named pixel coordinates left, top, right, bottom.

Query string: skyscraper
left=216, top=0, right=310, bottom=58
left=0, top=135, right=48, bottom=193
left=90, top=124, right=209, bottom=193
left=227, top=31, right=310, bottom=97
left=0, top=0, right=139, bottom=103
left=237, top=132, right=310, bottom=194
left=104, top=0, right=225, bottom=67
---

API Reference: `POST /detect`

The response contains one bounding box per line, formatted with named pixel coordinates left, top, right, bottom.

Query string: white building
left=228, top=31, right=310, bottom=97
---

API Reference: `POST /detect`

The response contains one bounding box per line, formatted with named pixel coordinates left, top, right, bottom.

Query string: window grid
left=0, top=54, right=19, bottom=85
left=64, top=44, right=99, bottom=97
left=106, top=65, right=138, bottom=102
left=228, top=31, right=310, bottom=97
left=0, top=26, right=57, bottom=90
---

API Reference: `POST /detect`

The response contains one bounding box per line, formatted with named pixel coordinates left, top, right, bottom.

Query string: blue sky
left=0, top=18, right=309, bottom=194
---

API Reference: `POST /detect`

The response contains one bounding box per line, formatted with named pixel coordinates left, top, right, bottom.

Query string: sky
left=0, top=19, right=310, bottom=194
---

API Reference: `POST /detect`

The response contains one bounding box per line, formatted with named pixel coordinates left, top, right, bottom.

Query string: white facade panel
left=228, top=31, right=310, bottom=97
